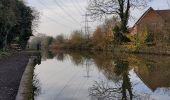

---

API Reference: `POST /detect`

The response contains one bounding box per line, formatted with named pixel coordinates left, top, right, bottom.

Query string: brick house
left=130, top=7, right=170, bottom=44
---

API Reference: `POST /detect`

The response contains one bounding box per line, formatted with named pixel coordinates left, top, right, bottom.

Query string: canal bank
left=15, top=54, right=41, bottom=100
left=52, top=45, right=170, bottom=56
left=113, top=46, right=170, bottom=56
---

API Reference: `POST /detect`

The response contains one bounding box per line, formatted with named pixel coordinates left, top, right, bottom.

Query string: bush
left=0, top=51, right=11, bottom=59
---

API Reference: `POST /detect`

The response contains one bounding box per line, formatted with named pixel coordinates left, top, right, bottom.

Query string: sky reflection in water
left=34, top=51, right=170, bottom=100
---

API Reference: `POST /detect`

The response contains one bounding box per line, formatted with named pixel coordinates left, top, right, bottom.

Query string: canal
left=33, top=51, right=170, bottom=100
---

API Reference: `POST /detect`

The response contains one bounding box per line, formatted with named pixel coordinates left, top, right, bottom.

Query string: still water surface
left=34, top=51, right=170, bottom=100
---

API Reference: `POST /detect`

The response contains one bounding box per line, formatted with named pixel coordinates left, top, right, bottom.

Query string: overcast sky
left=26, top=0, right=170, bottom=37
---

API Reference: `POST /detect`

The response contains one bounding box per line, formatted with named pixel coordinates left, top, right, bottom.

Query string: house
left=130, top=7, right=170, bottom=44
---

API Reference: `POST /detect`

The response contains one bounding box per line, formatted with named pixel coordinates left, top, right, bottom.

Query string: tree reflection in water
left=55, top=52, right=65, bottom=61
left=89, top=59, right=133, bottom=100
left=33, top=74, right=41, bottom=100
left=35, top=50, right=170, bottom=99
left=32, top=52, right=42, bottom=100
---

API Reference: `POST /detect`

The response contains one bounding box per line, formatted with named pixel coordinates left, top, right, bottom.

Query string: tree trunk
left=118, top=0, right=130, bottom=34
left=117, top=0, right=131, bottom=42
left=3, top=29, right=9, bottom=51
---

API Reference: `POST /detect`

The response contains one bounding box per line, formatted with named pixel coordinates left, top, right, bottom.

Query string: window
left=151, top=23, right=157, bottom=29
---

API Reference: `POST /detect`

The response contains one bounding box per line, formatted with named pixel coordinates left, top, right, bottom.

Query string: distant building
left=130, top=7, right=170, bottom=44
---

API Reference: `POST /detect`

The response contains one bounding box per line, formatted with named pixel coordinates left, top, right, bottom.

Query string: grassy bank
left=51, top=44, right=170, bottom=56
left=116, top=45, right=170, bottom=56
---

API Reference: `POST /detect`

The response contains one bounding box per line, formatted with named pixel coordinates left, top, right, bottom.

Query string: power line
left=74, top=0, right=86, bottom=13
left=55, top=0, right=83, bottom=16
left=43, top=15, right=74, bottom=28
left=36, top=0, right=77, bottom=25
left=56, top=0, right=86, bottom=30
left=53, top=0, right=82, bottom=26
left=35, top=0, right=75, bottom=28
left=70, top=0, right=84, bottom=15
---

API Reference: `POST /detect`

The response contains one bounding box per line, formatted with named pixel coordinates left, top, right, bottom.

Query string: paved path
left=0, top=52, right=30, bottom=100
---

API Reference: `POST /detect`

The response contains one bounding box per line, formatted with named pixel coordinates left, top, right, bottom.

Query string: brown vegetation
left=51, top=18, right=118, bottom=51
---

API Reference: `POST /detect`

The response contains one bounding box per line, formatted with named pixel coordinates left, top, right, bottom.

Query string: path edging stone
left=15, top=56, right=37, bottom=100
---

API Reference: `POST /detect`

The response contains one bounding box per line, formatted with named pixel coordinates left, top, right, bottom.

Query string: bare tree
left=87, top=0, right=150, bottom=36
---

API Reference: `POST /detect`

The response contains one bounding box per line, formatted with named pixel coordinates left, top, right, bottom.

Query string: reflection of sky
left=26, top=0, right=170, bottom=37
left=129, top=69, right=152, bottom=93
left=34, top=55, right=170, bottom=100
left=34, top=56, right=108, bottom=100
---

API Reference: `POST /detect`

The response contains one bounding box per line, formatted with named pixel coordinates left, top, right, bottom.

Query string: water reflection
left=89, top=59, right=133, bottom=100
left=55, top=52, right=65, bottom=61
left=33, top=74, right=41, bottom=100
left=34, top=50, right=170, bottom=100
left=41, top=50, right=55, bottom=61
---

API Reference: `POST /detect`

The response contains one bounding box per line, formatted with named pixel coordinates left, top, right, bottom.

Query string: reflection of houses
left=133, top=56, right=170, bottom=91
left=94, top=53, right=170, bottom=92
left=130, top=7, right=170, bottom=43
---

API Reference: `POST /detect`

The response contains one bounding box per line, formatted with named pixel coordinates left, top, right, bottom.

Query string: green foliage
left=135, top=30, right=148, bottom=45
left=16, top=1, right=37, bottom=49
left=113, top=25, right=130, bottom=44
left=0, top=0, right=38, bottom=50
left=126, top=28, right=151, bottom=51
left=0, top=0, right=17, bottom=49
left=0, top=50, right=11, bottom=59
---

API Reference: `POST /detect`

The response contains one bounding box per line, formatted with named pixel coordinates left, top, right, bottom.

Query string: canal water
left=33, top=51, right=170, bottom=100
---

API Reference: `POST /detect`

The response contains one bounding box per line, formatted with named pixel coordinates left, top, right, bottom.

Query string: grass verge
left=0, top=50, right=11, bottom=59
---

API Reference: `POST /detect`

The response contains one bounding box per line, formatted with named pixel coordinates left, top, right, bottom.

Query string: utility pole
left=84, top=59, right=92, bottom=78
left=84, top=13, right=91, bottom=40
